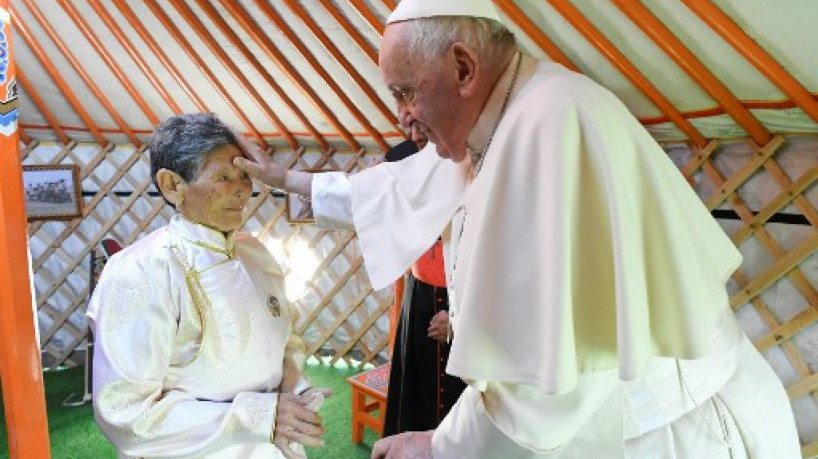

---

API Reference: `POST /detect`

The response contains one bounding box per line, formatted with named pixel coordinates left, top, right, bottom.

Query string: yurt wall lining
left=8, top=0, right=818, bottom=455
left=664, top=135, right=818, bottom=454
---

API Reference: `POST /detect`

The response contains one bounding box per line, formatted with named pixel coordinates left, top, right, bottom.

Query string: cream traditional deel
left=87, top=215, right=308, bottom=458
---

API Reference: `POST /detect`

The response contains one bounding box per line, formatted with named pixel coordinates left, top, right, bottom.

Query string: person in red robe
left=382, top=139, right=467, bottom=437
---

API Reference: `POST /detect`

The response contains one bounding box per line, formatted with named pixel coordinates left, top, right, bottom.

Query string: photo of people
left=23, top=165, right=82, bottom=220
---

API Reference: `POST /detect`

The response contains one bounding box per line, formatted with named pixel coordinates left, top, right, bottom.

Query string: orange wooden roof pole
left=348, top=0, right=385, bottom=36
left=110, top=0, right=209, bottom=113
left=140, top=0, right=271, bottom=147
left=164, top=0, right=302, bottom=150
left=380, top=0, right=397, bottom=10
left=57, top=0, right=159, bottom=126
left=680, top=0, right=818, bottom=125
left=0, top=3, right=52, bottom=457
left=281, top=0, right=397, bottom=126
left=191, top=0, right=331, bottom=151
left=18, top=128, right=31, bottom=145
left=88, top=2, right=182, bottom=115
left=316, top=0, right=379, bottom=65
left=12, top=10, right=108, bottom=146
left=492, top=1, right=580, bottom=73
left=16, top=70, right=69, bottom=144
left=21, top=0, right=141, bottom=146
left=609, top=0, right=772, bottom=146
left=545, top=0, right=707, bottom=148
left=249, top=0, right=390, bottom=151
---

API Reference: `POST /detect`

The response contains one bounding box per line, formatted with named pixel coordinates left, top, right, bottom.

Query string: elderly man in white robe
left=234, top=1, right=801, bottom=458
left=87, top=113, right=329, bottom=459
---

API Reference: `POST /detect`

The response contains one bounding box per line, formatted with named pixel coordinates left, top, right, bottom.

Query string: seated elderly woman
left=86, top=113, right=328, bottom=458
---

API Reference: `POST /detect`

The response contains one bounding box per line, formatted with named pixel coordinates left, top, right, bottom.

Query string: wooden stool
left=346, top=364, right=390, bottom=443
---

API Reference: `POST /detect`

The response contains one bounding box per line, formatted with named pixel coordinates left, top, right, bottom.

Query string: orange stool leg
left=351, top=387, right=365, bottom=443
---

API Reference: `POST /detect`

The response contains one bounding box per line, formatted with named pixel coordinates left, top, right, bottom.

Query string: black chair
left=63, top=238, right=123, bottom=406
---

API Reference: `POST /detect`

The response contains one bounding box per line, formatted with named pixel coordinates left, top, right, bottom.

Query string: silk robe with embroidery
left=87, top=216, right=306, bottom=458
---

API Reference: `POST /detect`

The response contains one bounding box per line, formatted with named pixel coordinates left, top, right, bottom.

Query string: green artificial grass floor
left=0, top=359, right=379, bottom=458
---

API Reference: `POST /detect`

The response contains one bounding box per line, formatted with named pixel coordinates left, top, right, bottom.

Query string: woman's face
left=178, top=144, right=252, bottom=233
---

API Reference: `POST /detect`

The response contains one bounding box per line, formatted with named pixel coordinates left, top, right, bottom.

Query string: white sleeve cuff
left=230, top=392, right=279, bottom=444
left=312, top=171, right=354, bottom=230
left=432, top=386, right=549, bottom=459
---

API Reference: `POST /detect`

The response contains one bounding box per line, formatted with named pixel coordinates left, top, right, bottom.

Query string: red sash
left=411, top=240, right=446, bottom=288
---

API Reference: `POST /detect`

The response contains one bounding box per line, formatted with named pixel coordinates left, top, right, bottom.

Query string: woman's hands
left=231, top=132, right=313, bottom=196
left=273, top=388, right=333, bottom=459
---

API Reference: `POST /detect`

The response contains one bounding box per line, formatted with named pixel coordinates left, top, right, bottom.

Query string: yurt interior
left=0, top=0, right=817, bottom=458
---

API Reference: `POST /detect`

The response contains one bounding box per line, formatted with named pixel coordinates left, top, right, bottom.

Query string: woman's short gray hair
left=149, top=113, right=238, bottom=186
left=405, top=16, right=516, bottom=61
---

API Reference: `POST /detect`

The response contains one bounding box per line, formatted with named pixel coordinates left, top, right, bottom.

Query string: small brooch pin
left=267, top=295, right=281, bottom=317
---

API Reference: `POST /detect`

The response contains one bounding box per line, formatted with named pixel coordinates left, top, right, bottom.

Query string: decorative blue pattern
left=0, top=108, right=17, bottom=127
left=0, top=23, right=7, bottom=85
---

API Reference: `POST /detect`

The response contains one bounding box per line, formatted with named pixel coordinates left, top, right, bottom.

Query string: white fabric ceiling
left=10, top=0, right=818, bottom=149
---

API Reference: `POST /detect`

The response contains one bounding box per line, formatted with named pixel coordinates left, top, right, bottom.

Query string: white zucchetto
left=387, top=0, right=503, bottom=24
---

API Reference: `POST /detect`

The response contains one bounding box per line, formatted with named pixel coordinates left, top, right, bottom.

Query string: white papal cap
left=386, top=0, right=503, bottom=25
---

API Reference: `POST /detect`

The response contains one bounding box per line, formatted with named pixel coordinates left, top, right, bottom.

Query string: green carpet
left=0, top=359, right=379, bottom=458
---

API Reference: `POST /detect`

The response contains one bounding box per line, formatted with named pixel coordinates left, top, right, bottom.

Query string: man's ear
left=155, top=169, right=188, bottom=207
left=452, top=42, right=479, bottom=98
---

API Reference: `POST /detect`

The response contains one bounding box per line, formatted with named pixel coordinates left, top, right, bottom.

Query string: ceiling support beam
left=88, top=1, right=182, bottom=115
left=161, top=0, right=297, bottom=148
left=492, top=1, right=580, bottom=72
left=317, top=0, right=379, bottom=65
left=188, top=0, right=331, bottom=151
left=57, top=0, right=159, bottom=126
left=251, top=0, right=392, bottom=151
left=544, top=0, right=707, bottom=147
left=12, top=8, right=107, bottom=145
left=20, top=0, right=141, bottom=146
left=609, top=0, right=771, bottom=146
left=141, top=0, right=272, bottom=147
left=16, top=70, right=69, bottom=143
left=280, top=0, right=397, bottom=137
left=679, top=0, right=818, bottom=125
left=348, top=0, right=385, bottom=36
left=110, top=0, right=208, bottom=114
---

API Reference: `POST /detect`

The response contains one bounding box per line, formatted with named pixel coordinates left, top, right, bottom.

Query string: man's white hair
left=404, top=16, right=516, bottom=62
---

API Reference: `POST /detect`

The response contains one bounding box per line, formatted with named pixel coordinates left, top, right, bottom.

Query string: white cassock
left=87, top=215, right=310, bottom=458
left=312, top=54, right=801, bottom=458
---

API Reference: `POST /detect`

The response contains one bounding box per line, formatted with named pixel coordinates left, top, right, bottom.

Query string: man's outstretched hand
left=371, top=431, right=433, bottom=459
left=232, top=132, right=295, bottom=190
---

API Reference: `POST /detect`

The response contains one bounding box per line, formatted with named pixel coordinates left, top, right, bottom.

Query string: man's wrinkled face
left=178, top=145, right=252, bottom=233
left=380, top=24, right=469, bottom=162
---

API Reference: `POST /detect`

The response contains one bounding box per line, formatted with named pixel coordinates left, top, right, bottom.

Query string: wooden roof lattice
left=9, top=0, right=817, bottom=150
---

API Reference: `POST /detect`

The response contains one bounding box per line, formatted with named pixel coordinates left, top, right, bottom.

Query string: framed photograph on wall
left=285, top=169, right=329, bottom=224
left=286, top=193, right=315, bottom=223
left=22, top=164, right=84, bottom=221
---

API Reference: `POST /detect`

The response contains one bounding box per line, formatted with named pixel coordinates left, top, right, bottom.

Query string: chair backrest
left=100, top=238, right=123, bottom=258
left=82, top=238, right=124, bottom=400
left=89, top=238, right=123, bottom=297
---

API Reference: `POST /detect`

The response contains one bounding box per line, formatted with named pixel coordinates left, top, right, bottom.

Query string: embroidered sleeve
left=89, top=254, right=278, bottom=456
